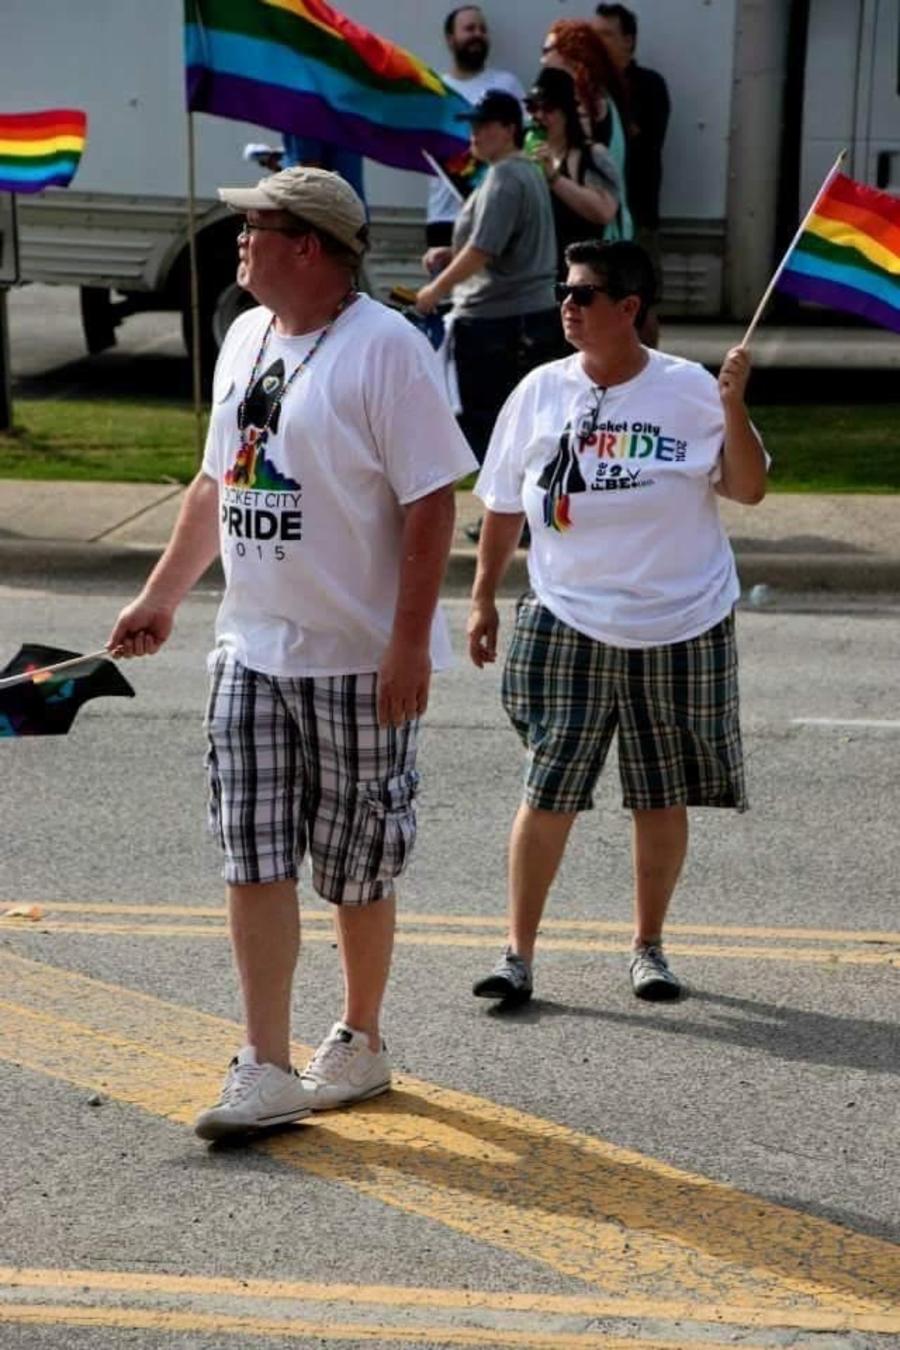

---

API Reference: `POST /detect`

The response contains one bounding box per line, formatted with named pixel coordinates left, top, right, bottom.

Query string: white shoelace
left=220, top=1060, right=266, bottom=1105
left=303, top=1038, right=357, bottom=1085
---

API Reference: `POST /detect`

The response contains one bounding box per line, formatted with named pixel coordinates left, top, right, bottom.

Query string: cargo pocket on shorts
left=205, top=740, right=225, bottom=845
left=345, top=770, right=420, bottom=884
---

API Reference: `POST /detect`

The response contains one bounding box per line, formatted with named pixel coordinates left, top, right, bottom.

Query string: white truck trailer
left=4, top=0, right=899, bottom=366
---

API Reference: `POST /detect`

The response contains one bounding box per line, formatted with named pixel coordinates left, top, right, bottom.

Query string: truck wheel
left=80, top=287, right=118, bottom=355
left=211, top=282, right=255, bottom=347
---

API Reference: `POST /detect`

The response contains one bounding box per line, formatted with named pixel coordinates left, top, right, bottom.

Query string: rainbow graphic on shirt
left=224, top=426, right=301, bottom=491
left=538, top=424, right=586, bottom=533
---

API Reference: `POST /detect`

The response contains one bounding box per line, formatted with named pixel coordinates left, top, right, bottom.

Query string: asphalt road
left=0, top=582, right=898, bottom=1349
left=7, top=284, right=193, bottom=402
left=9, top=281, right=900, bottom=404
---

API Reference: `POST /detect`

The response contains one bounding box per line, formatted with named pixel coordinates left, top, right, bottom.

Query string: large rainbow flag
left=184, top=0, right=471, bottom=174
left=776, top=172, right=900, bottom=334
left=0, top=110, right=87, bottom=193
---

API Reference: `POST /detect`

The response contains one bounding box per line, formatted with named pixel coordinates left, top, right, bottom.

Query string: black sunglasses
left=555, top=282, right=609, bottom=306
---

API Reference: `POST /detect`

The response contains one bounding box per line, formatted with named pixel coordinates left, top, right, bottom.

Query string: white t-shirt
left=426, top=67, right=526, bottom=225
left=476, top=348, right=765, bottom=648
left=202, top=295, right=477, bottom=676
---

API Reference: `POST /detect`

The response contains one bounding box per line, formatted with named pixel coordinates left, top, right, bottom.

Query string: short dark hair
left=564, top=239, right=655, bottom=325
left=595, top=3, right=638, bottom=41
left=444, top=5, right=482, bottom=37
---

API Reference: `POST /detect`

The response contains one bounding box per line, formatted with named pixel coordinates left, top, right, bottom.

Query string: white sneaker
left=299, top=1022, right=391, bottom=1110
left=194, top=1046, right=313, bottom=1141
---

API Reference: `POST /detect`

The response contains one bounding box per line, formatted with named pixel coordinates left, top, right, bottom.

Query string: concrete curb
left=445, top=551, right=900, bottom=594
left=3, top=538, right=900, bottom=594
left=0, top=541, right=223, bottom=590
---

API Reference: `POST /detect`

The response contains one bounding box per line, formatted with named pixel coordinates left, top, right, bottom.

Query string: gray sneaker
left=473, top=947, right=533, bottom=1003
left=630, top=943, right=683, bottom=1001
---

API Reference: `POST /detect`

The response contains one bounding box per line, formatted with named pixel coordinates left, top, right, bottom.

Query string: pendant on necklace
left=228, top=426, right=267, bottom=489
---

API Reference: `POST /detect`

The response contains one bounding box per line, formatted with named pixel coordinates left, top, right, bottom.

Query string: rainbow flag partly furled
left=185, top=0, right=470, bottom=174
left=776, top=172, right=900, bottom=334
left=0, top=110, right=87, bottom=193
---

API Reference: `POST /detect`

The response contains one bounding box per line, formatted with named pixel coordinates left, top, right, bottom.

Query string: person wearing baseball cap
left=454, top=87, right=524, bottom=131
left=416, top=87, right=559, bottom=482
left=109, top=166, right=477, bottom=1142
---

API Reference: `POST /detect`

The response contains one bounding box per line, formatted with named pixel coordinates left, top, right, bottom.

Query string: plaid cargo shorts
left=501, top=595, right=747, bottom=813
left=204, top=652, right=419, bottom=903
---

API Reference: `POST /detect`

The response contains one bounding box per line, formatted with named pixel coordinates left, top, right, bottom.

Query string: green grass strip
left=0, top=399, right=898, bottom=492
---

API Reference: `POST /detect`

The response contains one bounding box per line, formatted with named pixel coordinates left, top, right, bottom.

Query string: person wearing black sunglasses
left=523, top=67, right=622, bottom=282
left=467, top=239, right=768, bottom=1008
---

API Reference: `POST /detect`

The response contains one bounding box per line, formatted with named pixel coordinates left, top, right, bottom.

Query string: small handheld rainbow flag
left=0, top=109, right=88, bottom=194
left=185, top=0, right=470, bottom=175
left=776, top=170, right=900, bottom=335
left=0, top=645, right=133, bottom=738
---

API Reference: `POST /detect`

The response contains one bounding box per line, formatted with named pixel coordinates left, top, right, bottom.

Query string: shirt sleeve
left=710, top=421, right=770, bottom=483
left=639, top=69, right=671, bottom=150
left=365, top=327, right=477, bottom=504
left=473, top=381, right=532, bottom=512
left=467, top=164, right=524, bottom=258
left=584, top=143, right=621, bottom=203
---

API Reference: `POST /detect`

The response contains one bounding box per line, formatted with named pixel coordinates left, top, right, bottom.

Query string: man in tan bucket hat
left=110, top=167, right=476, bottom=1141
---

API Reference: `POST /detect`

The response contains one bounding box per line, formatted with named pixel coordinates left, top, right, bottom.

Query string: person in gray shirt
left=416, top=90, right=560, bottom=467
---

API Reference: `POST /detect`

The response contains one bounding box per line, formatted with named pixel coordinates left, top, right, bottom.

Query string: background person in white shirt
left=466, top=240, right=767, bottom=1006
left=426, top=5, right=526, bottom=247
left=109, top=168, right=476, bottom=1142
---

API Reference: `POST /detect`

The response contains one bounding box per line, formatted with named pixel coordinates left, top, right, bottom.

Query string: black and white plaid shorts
left=204, top=652, right=419, bottom=903
left=501, top=595, right=747, bottom=813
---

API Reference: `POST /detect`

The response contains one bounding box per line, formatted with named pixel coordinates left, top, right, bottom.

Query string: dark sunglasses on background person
left=555, top=282, right=609, bottom=306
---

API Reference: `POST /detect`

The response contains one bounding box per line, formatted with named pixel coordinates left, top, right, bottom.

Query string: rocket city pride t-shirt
left=201, top=295, right=477, bottom=677
left=476, top=348, right=765, bottom=647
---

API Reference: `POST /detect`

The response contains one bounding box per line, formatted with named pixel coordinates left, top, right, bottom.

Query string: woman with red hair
left=541, top=18, right=632, bottom=241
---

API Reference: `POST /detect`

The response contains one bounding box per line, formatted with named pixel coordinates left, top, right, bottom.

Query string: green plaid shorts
left=501, top=595, right=747, bottom=813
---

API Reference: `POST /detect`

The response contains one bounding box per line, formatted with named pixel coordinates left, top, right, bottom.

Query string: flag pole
left=0, top=648, right=121, bottom=691
left=739, top=148, right=847, bottom=349
left=185, top=109, right=204, bottom=465
left=421, top=149, right=464, bottom=205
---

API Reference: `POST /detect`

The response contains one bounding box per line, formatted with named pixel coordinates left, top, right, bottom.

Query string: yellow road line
left=2, top=919, right=897, bottom=965
left=0, top=1302, right=781, bottom=1349
left=6, top=901, right=900, bottom=944
left=1, top=1264, right=896, bottom=1335
left=0, top=951, right=898, bottom=1334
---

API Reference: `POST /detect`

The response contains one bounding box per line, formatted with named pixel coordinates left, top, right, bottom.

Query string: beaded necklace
left=236, top=288, right=358, bottom=443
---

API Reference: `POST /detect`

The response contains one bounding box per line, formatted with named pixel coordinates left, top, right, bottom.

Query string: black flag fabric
left=0, top=645, right=135, bottom=737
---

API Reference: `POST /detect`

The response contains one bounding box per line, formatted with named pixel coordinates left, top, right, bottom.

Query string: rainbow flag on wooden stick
left=185, top=0, right=470, bottom=174
left=0, top=110, right=87, bottom=193
left=776, top=172, right=900, bottom=334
